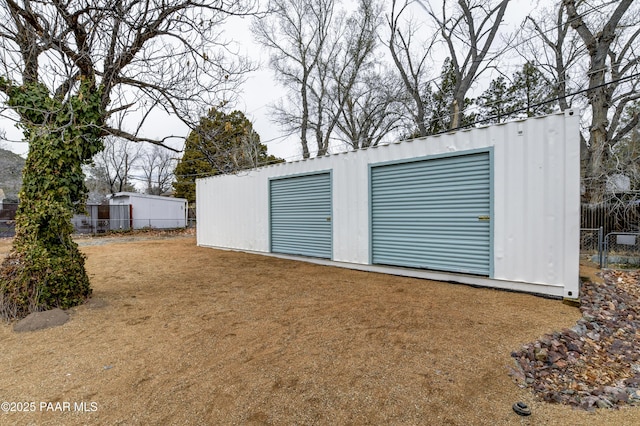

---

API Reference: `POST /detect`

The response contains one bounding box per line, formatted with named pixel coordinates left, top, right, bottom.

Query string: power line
left=171, top=57, right=637, bottom=173
left=441, top=71, right=640, bottom=135
left=389, top=0, right=610, bottom=94
left=422, top=59, right=640, bottom=132
left=248, top=0, right=625, bottom=154
left=174, top=69, right=640, bottom=180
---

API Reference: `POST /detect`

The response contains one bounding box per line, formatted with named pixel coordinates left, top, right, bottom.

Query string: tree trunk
left=585, top=82, right=611, bottom=203
left=0, top=81, right=103, bottom=321
left=563, top=0, right=634, bottom=203
left=450, top=98, right=461, bottom=129
left=300, top=70, right=312, bottom=159
left=414, top=92, right=428, bottom=137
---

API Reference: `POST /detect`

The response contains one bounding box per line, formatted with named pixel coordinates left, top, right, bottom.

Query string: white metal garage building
left=196, top=111, right=580, bottom=299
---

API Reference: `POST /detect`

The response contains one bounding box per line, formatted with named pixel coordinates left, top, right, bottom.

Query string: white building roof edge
left=196, top=110, right=575, bottom=182
left=108, top=192, right=188, bottom=203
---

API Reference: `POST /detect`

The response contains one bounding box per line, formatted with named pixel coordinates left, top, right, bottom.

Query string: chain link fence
left=604, top=232, right=640, bottom=269
left=581, top=199, right=640, bottom=270
left=187, top=204, right=196, bottom=228
left=0, top=220, right=15, bottom=238
left=580, top=227, right=603, bottom=268
left=579, top=228, right=640, bottom=270
left=71, top=204, right=131, bottom=234
left=0, top=202, right=17, bottom=238
left=0, top=202, right=193, bottom=237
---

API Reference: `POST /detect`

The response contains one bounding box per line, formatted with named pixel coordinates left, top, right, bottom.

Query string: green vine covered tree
left=0, top=1, right=256, bottom=321
left=0, top=79, right=104, bottom=318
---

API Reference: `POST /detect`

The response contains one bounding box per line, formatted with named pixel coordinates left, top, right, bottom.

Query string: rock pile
left=510, top=270, right=640, bottom=410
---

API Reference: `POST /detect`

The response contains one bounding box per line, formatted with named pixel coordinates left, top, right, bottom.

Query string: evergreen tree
left=477, top=75, right=513, bottom=124
left=510, top=62, right=554, bottom=118
left=174, top=109, right=282, bottom=203
left=477, top=63, right=554, bottom=125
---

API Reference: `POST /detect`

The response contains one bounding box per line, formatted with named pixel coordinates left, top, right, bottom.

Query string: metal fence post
left=603, top=233, right=609, bottom=269
left=598, top=226, right=603, bottom=268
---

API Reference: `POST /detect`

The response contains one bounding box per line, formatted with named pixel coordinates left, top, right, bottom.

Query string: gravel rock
left=535, top=347, right=548, bottom=362
left=13, top=308, right=69, bottom=332
left=511, top=270, right=640, bottom=410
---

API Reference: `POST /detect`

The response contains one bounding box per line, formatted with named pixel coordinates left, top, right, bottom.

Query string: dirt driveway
left=0, top=235, right=638, bottom=425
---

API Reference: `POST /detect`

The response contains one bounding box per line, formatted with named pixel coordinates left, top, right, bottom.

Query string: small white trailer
left=108, top=192, right=188, bottom=229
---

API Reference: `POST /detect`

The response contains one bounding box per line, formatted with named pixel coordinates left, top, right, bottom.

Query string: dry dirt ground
left=1, top=233, right=639, bottom=425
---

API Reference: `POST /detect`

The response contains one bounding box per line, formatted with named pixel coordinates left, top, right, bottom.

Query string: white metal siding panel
left=563, top=112, right=581, bottom=298
left=131, top=196, right=150, bottom=229
left=332, top=153, right=369, bottom=264
left=270, top=173, right=332, bottom=259
left=491, top=111, right=580, bottom=298
left=371, top=152, right=491, bottom=275
left=197, top=174, right=269, bottom=252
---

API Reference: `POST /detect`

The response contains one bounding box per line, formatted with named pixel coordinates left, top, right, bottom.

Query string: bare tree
left=420, top=0, right=511, bottom=130
left=140, top=144, right=176, bottom=195
left=0, top=1, right=256, bottom=142
left=386, top=0, right=436, bottom=138
left=310, top=0, right=379, bottom=155
left=563, top=0, right=640, bottom=203
left=253, top=0, right=379, bottom=157
left=609, top=102, right=640, bottom=193
left=88, top=136, right=141, bottom=197
left=0, top=0, right=258, bottom=319
left=334, top=69, right=405, bottom=149
left=252, top=0, right=332, bottom=159
left=522, top=3, right=585, bottom=112
left=519, top=2, right=588, bottom=184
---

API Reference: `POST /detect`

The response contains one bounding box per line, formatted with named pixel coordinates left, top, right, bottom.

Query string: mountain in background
left=0, top=147, right=25, bottom=202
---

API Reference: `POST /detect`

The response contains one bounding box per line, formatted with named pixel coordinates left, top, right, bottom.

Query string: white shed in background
left=196, top=111, right=581, bottom=300
left=108, top=192, right=188, bottom=229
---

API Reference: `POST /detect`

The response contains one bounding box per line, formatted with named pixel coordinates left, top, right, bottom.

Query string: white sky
left=225, top=0, right=544, bottom=162
left=0, top=0, right=547, bottom=162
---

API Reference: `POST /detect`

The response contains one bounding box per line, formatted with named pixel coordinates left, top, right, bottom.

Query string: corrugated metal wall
left=370, top=151, right=491, bottom=275
left=270, top=173, right=332, bottom=258
left=196, top=111, right=580, bottom=298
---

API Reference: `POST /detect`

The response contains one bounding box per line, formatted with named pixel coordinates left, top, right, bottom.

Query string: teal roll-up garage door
left=371, top=151, right=491, bottom=276
left=270, top=172, right=332, bottom=259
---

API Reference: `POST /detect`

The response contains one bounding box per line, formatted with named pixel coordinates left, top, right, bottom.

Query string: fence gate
left=604, top=232, right=640, bottom=269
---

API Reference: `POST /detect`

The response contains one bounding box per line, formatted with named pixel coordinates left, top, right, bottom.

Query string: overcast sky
left=226, top=0, right=544, bottom=162
left=0, top=0, right=545, bottom=162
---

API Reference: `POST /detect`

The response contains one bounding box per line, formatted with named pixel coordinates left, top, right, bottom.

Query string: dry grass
left=0, top=236, right=639, bottom=425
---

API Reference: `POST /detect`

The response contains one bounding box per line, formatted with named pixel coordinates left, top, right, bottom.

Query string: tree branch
left=103, top=127, right=183, bottom=152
